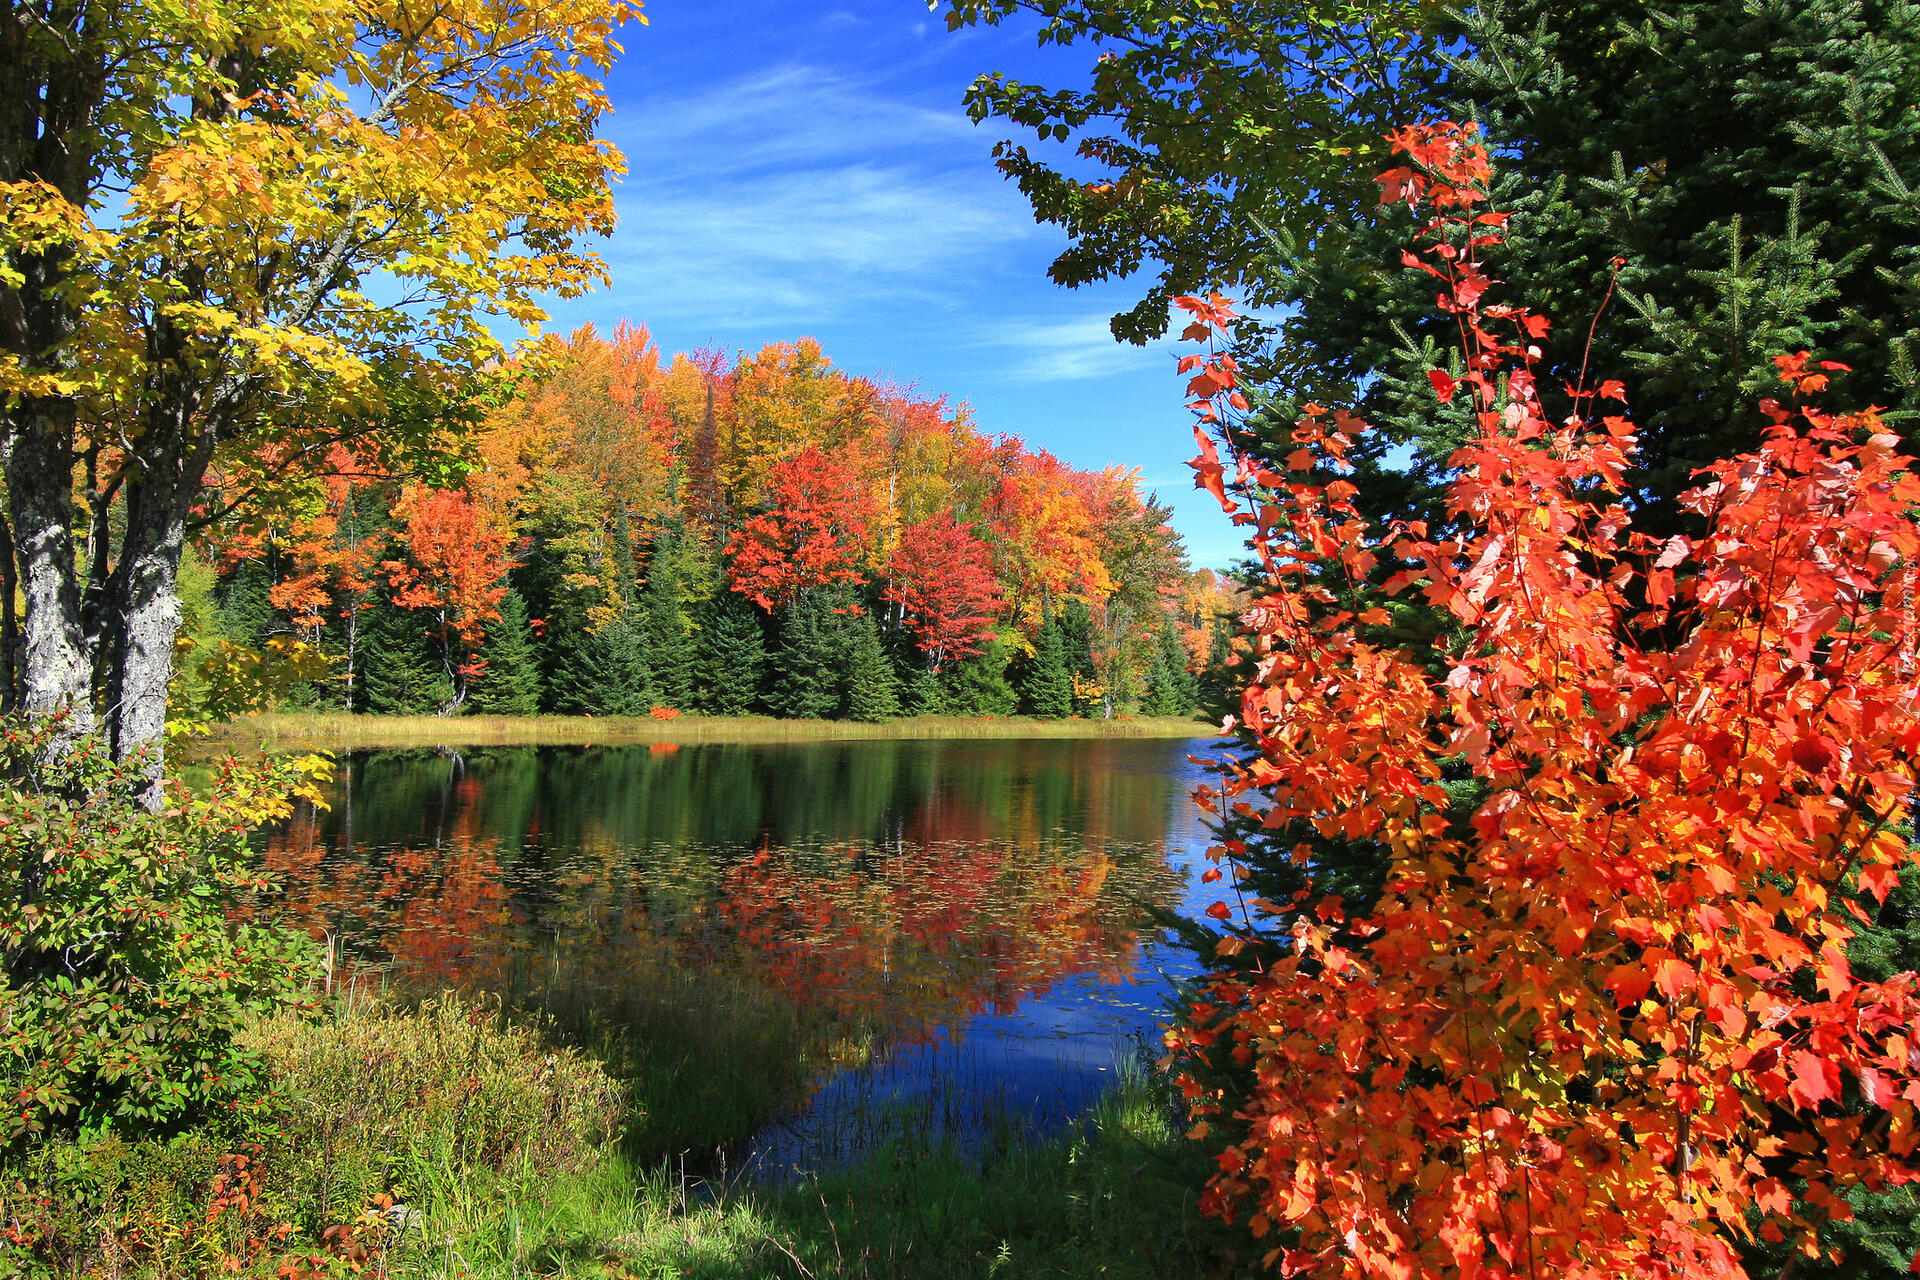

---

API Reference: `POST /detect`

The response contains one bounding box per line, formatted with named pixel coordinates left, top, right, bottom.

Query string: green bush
left=0, top=995, right=627, bottom=1277
left=0, top=719, right=321, bottom=1147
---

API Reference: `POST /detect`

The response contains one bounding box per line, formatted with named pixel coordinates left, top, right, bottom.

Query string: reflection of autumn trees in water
left=706, top=840, right=1140, bottom=1041
left=259, top=740, right=1190, bottom=1052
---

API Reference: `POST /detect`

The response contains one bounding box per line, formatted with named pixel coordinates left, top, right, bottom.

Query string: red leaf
left=1860, top=863, right=1900, bottom=904
left=1205, top=900, right=1234, bottom=920
left=1653, top=955, right=1695, bottom=1001
left=1791, top=736, right=1835, bottom=774
left=1788, top=1049, right=1841, bottom=1109
left=1427, top=369, right=1457, bottom=404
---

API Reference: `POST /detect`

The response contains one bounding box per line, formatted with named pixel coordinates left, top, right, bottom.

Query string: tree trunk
left=106, top=480, right=187, bottom=807
left=104, top=421, right=213, bottom=808
left=0, top=496, right=19, bottom=714
left=6, top=406, right=95, bottom=743
left=1, top=2, right=106, bottom=758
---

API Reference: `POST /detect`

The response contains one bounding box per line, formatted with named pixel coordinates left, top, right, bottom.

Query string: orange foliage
left=383, top=485, right=515, bottom=706
left=1167, top=122, right=1920, bottom=1278
left=725, top=447, right=878, bottom=611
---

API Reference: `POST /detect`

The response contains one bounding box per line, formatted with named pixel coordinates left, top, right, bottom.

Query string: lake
left=263, top=735, right=1229, bottom=1177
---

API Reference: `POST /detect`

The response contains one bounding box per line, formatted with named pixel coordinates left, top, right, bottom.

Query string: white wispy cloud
left=977, top=314, right=1182, bottom=383
left=584, top=61, right=1032, bottom=332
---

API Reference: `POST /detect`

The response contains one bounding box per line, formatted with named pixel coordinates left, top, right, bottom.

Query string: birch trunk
left=5, top=407, right=94, bottom=744
left=103, top=413, right=215, bottom=808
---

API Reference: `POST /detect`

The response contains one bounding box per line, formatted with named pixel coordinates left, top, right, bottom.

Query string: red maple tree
left=1167, top=121, right=1920, bottom=1279
left=385, top=484, right=515, bottom=711
left=725, top=446, right=877, bottom=611
left=884, top=510, right=1003, bottom=671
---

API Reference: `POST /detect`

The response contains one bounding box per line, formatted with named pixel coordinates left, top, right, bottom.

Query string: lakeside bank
left=192, top=711, right=1217, bottom=755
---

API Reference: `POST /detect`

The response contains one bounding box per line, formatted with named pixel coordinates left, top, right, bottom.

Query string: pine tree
left=768, top=587, right=845, bottom=719
left=469, top=587, right=543, bottom=716
left=947, top=636, right=1018, bottom=716
left=642, top=530, right=698, bottom=710
left=1197, top=613, right=1239, bottom=720
left=698, top=590, right=768, bottom=715
left=539, top=602, right=598, bottom=715
left=541, top=604, right=653, bottom=716
left=843, top=611, right=900, bottom=721
left=360, top=600, right=444, bottom=715
left=902, top=665, right=946, bottom=716
left=1056, top=598, right=1100, bottom=714
left=215, top=557, right=275, bottom=648
left=594, top=614, right=654, bottom=716
left=1142, top=621, right=1198, bottom=717
left=1021, top=613, right=1073, bottom=718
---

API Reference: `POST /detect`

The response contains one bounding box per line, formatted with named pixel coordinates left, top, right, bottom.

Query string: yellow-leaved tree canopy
left=0, top=0, right=640, bottom=801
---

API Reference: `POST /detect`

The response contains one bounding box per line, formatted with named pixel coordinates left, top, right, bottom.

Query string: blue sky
left=534, top=0, right=1245, bottom=569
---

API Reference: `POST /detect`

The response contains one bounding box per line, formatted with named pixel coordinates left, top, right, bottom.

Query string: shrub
left=0, top=995, right=627, bottom=1276
left=1168, top=122, right=1920, bottom=1277
left=0, top=719, right=323, bottom=1148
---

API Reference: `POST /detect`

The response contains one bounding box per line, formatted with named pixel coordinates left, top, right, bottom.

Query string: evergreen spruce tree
left=698, top=590, right=768, bottom=715
left=1056, top=598, right=1099, bottom=713
left=947, top=636, right=1018, bottom=716
left=768, top=587, right=845, bottom=719
left=538, top=602, right=598, bottom=715
left=843, top=611, right=900, bottom=721
left=593, top=614, right=655, bottom=716
left=1021, top=613, right=1074, bottom=718
left=541, top=604, right=653, bottom=716
left=469, top=588, right=543, bottom=716
left=360, top=601, right=444, bottom=715
left=641, top=531, right=698, bottom=710
left=1142, top=622, right=1199, bottom=717
left=902, top=665, right=946, bottom=717
left=214, top=557, right=275, bottom=648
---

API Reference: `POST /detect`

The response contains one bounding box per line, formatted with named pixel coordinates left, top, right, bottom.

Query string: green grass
left=3, top=998, right=1226, bottom=1279
left=188, top=711, right=1214, bottom=755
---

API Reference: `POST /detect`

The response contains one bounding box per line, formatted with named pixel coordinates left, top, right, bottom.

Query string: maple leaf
left=1788, top=1050, right=1842, bottom=1110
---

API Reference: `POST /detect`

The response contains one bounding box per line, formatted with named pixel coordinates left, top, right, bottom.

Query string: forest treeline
left=191, top=326, right=1235, bottom=722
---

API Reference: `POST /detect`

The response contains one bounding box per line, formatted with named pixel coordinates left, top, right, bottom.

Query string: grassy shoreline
left=193, top=710, right=1217, bottom=754
left=9, top=995, right=1218, bottom=1278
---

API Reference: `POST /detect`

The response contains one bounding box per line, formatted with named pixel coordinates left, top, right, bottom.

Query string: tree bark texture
left=5, top=410, right=94, bottom=740
left=1, top=1, right=107, bottom=759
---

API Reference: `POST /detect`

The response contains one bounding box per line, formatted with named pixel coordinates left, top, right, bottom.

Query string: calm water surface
left=267, top=736, right=1229, bottom=1174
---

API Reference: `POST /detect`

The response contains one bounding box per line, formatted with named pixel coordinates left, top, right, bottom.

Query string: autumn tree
left=884, top=511, right=1003, bottom=673
left=0, top=0, right=636, bottom=793
left=384, top=486, right=514, bottom=714
left=720, top=339, right=871, bottom=505
left=1168, top=122, right=1920, bottom=1280
left=726, top=448, right=877, bottom=612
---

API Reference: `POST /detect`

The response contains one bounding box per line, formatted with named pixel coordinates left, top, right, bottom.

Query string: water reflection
left=264, top=737, right=1227, bottom=1171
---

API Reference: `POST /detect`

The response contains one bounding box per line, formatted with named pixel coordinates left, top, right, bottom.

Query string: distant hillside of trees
left=188, top=325, right=1240, bottom=721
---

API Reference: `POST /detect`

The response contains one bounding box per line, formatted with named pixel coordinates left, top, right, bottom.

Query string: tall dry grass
left=188, top=711, right=1213, bottom=756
